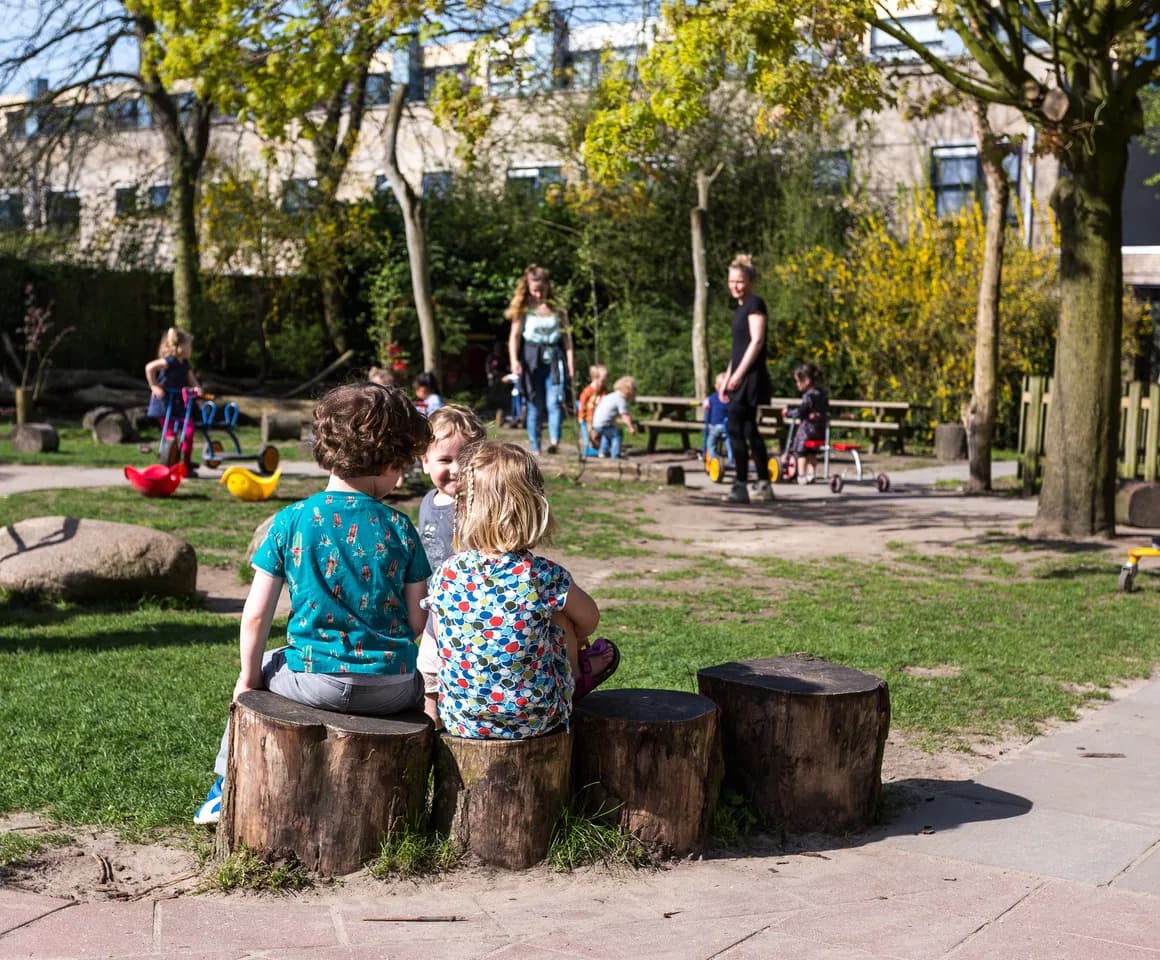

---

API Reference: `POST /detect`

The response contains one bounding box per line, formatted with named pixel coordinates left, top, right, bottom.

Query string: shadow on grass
left=0, top=601, right=237, bottom=652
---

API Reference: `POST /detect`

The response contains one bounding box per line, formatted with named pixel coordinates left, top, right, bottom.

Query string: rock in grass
left=0, top=516, right=197, bottom=601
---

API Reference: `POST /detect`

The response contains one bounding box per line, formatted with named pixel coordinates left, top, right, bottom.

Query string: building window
left=107, top=98, right=142, bottom=130
left=147, top=184, right=170, bottom=212
left=3, top=111, right=26, bottom=139
left=567, top=46, right=642, bottom=89
left=421, top=171, right=453, bottom=196
left=488, top=58, right=543, bottom=97
left=114, top=186, right=138, bottom=217
left=44, top=190, right=80, bottom=234
left=365, top=72, right=392, bottom=106
left=281, top=178, right=318, bottom=214
left=505, top=165, right=563, bottom=199
left=422, top=64, right=468, bottom=101
left=814, top=149, right=851, bottom=193
left=931, top=145, right=979, bottom=217
left=0, top=190, right=24, bottom=231
left=870, top=15, right=966, bottom=60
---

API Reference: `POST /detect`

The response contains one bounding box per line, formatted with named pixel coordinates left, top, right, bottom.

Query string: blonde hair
left=589, top=363, right=608, bottom=382
left=157, top=326, right=192, bottom=359
left=613, top=375, right=636, bottom=396
left=504, top=263, right=555, bottom=321
left=728, top=254, right=757, bottom=282
left=428, top=403, right=486, bottom=446
left=367, top=366, right=395, bottom=387
left=455, top=441, right=555, bottom=554
left=714, top=371, right=728, bottom=390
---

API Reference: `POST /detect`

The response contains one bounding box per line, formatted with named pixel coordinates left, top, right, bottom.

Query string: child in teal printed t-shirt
left=194, top=382, right=434, bottom=825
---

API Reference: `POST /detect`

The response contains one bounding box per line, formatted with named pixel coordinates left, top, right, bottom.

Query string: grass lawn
left=1, top=469, right=1157, bottom=837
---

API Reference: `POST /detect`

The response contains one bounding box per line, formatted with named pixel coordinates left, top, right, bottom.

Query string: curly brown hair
left=311, top=382, right=431, bottom=477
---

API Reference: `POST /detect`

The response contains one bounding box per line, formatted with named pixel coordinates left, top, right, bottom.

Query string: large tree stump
left=697, top=654, right=889, bottom=833
left=433, top=729, right=572, bottom=869
left=10, top=423, right=60, bottom=453
left=934, top=423, right=967, bottom=461
left=573, top=689, right=721, bottom=858
left=81, top=405, right=118, bottom=431
left=261, top=412, right=305, bottom=443
left=1116, top=482, right=1160, bottom=527
left=215, top=690, right=433, bottom=875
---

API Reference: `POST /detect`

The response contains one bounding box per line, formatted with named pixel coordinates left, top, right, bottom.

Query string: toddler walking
left=702, top=371, right=733, bottom=467
left=576, top=364, right=608, bottom=456
left=591, top=376, right=638, bottom=459
left=194, top=382, right=433, bottom=824
left=424, top=442, right=619, bottom=739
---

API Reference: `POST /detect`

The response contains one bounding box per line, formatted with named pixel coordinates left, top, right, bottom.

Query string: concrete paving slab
left=883, top=798, right=1159, bottom=885
left=716, top=929, right=899, bottom=960
left=0, top=891, right=74, bottom=938
left=157, top=896, right=339, bottom=952
left=0, top=900, right=154, bottom=959
left=1116, top=840, right=1160, bottom=895
left=946, top=915, right=1160, bottom=960
left=975, top=745, right=1160, bottom=828
left=1005, top=880, right=1160, bottom=950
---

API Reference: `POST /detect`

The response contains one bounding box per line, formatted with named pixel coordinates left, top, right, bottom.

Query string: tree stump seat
left=10, top=422, right=59, bottom=453
left=573, top=688, right=721, bottom=858
left=697, top=654, right=889, bottom=833
left=433, top=728, right=572, bottom=869
left=215, top=690, right=433, bottom=875
left=261, top=411, right=306, bottom=443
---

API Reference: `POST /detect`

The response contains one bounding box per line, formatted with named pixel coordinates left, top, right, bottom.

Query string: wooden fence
left=1018, top=375, right=1160, bottom=492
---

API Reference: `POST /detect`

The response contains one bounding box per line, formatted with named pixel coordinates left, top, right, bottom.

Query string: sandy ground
left=1, top=459, right=1135, bottom=902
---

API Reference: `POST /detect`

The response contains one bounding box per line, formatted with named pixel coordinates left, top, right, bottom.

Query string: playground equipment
left=158, top=390, right=280, bottom=476
left=779, top=419, right=891, bottom=494
left=221, top=465, right=282, bottom=501
left=124, top=462, right=187, bottom=497
left=1117, top=537, right=1160, bottom=592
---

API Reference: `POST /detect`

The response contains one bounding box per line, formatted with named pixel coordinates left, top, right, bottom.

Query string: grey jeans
left=213, top=647, right=423, bottom=776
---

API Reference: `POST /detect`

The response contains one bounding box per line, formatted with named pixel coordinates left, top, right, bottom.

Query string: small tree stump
left=698, top=655, right=889, bottom=833
left=10, top=423, right=60, bottom=453
left=93, top=411, right=136, bottom=445
left=934, top=423, right=967, bottom=461
left=215, top=690, right=433, bottom=875
left=1116, top=482, right=1160, bottom=527
left=573, top=689, right=721, bottom=858
left=433, top=729, right=572, bottom=869
left=261, top=412, right=305, bottom=443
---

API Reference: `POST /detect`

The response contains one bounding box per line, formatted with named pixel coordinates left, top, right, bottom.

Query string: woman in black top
left=723, top=255, right=773, bottom=503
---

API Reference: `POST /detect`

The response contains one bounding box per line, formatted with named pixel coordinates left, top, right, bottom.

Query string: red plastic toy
left=124, top=462, right=187, bottom=497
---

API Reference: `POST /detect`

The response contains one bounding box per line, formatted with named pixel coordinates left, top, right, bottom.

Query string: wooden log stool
left=573, top=688, right=721, bottom=858
left=697, top=654, right=889, bottom=833
left=215, top=690, right=433, bottom=875
left=261, top=411, right=305, bottom=443
left=10, top=423, right=59, bottom=453
left=432, top=729, right=572, bottom=869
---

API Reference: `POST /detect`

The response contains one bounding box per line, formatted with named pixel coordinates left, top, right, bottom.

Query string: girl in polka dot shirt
left=425, top=441, right=615, bottom=738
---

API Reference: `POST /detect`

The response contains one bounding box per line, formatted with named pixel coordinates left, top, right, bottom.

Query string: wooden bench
left=215, top=691, right=433, bottom=875
left=638, top=395, right=911, bottom=454
left=697, top=654, right=889, bottom=833
left=573, top=688, right=721, bottom=857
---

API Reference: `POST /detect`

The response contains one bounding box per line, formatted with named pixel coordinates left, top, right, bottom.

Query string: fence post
left=1121, top=381, right=1143, bottom=480
left=1021, top=375, right=1046, bottom=496
left=1146, top=384, right=1160, bottom=483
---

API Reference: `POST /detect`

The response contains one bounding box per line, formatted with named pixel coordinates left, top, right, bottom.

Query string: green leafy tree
left=0, top=1, right=219, bottom=333
left=582, top=0, right=885, bottom=399
left=870, top=1, right=1160, bottom=534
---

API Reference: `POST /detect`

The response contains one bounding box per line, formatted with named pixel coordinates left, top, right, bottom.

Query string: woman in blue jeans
left=505, top=264, right=574, bottom=454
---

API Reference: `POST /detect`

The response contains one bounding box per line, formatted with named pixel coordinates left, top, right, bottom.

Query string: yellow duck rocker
left=220, top=465, right=282, bottom=501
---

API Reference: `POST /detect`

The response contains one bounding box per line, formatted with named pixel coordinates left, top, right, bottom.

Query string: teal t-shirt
left=253, top=490, right=431, bottom=675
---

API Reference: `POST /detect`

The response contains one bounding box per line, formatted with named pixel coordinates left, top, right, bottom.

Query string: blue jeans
left=525, top=364, right=563, bottom=452
left=596, top=424, right=623, bottom=458
left=705, top=423, right=733, bottom=465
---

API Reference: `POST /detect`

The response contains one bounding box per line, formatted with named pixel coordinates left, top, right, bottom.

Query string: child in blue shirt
left=702, top=371, right=733, bottom=467
left=195, top=381, right=434, bottom=825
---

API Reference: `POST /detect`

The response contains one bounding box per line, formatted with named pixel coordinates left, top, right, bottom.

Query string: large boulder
left=0, top=517, right=197, bottom=601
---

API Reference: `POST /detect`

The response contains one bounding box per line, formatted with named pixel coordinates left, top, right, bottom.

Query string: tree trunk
left=383, top=83, right=440, bottom=382
left=319, top=268, right=349, bottom=354
left=432, top=729, right=572, bottom=869
left=1037, top=138, right=1128, bottom=537
left=216, top=691, right=433, bottom=876
left=690, top=165, right=723, bottom=402
left=170, top=167, right=201, bottom=335
left=573, top=689, right=721, bottom=858
left=965, top=100, right=1008, bottom=494
left=697, top=654, right=889, bottom=833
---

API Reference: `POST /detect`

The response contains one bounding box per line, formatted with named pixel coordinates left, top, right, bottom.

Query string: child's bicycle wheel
left=159, top=436, right=181, bottom=467
left=768, top=459, right=780, bottom=483
left=706, top=454, right=727, bottom=483
left=257, top=445, right=281, bottom=476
